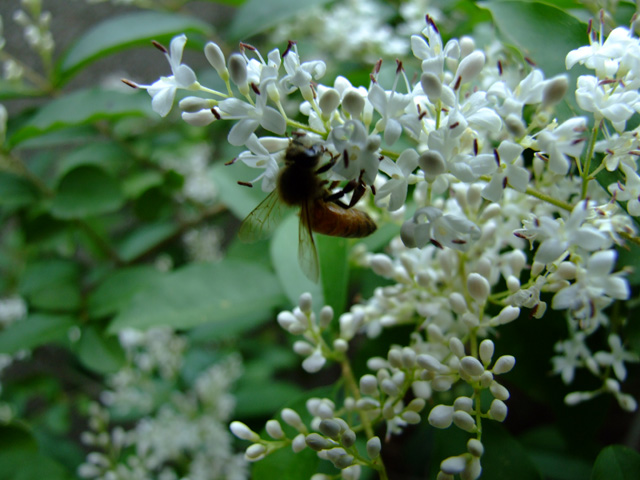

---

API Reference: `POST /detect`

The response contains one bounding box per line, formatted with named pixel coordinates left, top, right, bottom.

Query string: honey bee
left=238, top=141, right=377, bottom=282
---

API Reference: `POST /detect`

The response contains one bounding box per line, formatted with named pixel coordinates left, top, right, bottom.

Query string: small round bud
left=319, top=305, right=333, bottom=329
left=281, top=408, right=305, bottom=431
left=449, top=292, right=468, bottom=315
left=360, top=374, right=378, bottom=396
left=441, top=455, right=467, bottom=474
left=489, top=381, right=510, bottom=401
left=387, top=348, right=403, bottom=368
left=449, top=337, right=465, bottom=358
left=204, top=42, right=227, bottom=75
left=381, top=378, right=400, bottom=397
left=366, top=436, right=382, bottom=459
left=506, top=275, right=520, bottom=293
left=401, top=347, right=417, bottom=368
left=342, top=90, right=365, bottom=118
left=491, top=306, right=520, bottom=327
left=428, top=404, right=454, bottom=429
left=306, top=433, right=332, bottom=451
left=342, top=465, right=361, bottom=480
left=299, top=292, right=312, bottom=313
left=460, top=356, right=485, bottom=377
left=266, top=419, right=284, bottom=439
left=460, top=36, right=475, bottom=57
left=245, top=443, right=267, bottom=461
left=371, top=254, right=395, bottom=277
left=319, top=88, right=340, bottom=117
left=479, top=371, right=493, bottom=388
left=542, top=75, right=569, bottom=107
left=455, top=51, right=485, bottom=85
left=407, top=398, right=426, bottom=412
left=293, top=340, right=315, bottom=356
left=230, top=421, right=260, bottom=441
left=479, top=340, right=494, bottom=366
left=419, top=150, right=447, bottom=181
left=181, top=110, right=216, bottom=126
left=427, top=323, right=445, bottom=342
left=467, top=273, right=490, bottom=302
left=292, top=433, right=307, bottom=452
left=179, top=96, right=211, bottom=113
left=489, top=399, right=508, bottom=422
left=493, top=355, right=516, bottom=375
left=417, top=354, right=444, bottom=372
left=333, top=338, right=349, bottom=352
left=319, top=419, right=341, bottom=439
left=228, top=53, right=248, bottom=88
left=453, top=410, right=476, bottom=432
left=341, top=429, right=356, bottom=448
left=453, top=396, right=473, bottom=412
left=421, top=72, right=443, bottom=102
left=467, top=438, right=484, bottom=457
left=402, top=410, right=422, bottom=424
left=302, top=350, right=326, bottom=373
left=505, top=114, right=527, bottom=137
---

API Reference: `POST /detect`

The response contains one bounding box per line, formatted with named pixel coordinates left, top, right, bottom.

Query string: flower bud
left=292, top=433, right=307, bottom=452
left=453, top=410, right=476, bottom=432
left=467, top=438, right=484, bottom=457
left=449, top=292, right=468, bottom=315
left=204, top=42, right=227, bottom=77
left=460, top=356, right=485, bottom=377
left=453, top=396, right=473, bottom=412
left=342, top=90, right=365, bottom=118
left=421, top=72, right=443, bottom=102
left=441, top=455, right=467, bottom=474
left=366, top=436, right=381, bottom=459
left=479, top=340, right=494, bottom=366
left=360, top=374, right=378, bottom=396
left=493, top=355, right=516, bottom=375
left=181, top=110, right=216, bottom=126
left=428, top=404, right=454, bottom=428
left=319, top=305, right=333, bottom=329
left=228, top=53, right=248, bottom=89
left=467, top=273, right=490, bottom=302
left=417, top=353, right=443, bottom=372
left=489, top=381, right=510, bottom=401
left=341, top=429, right=356, bottom=448
left=245, top=443, right=267, bottom=461
left=402, top=410, right=422, bottom=424
left=370, top=254, right=395, bottom=277
left=306, top=433, right=332, bottom=451
left=455, top=51, right=485, bottom=85
left=266, top=419, right=284, bottom=439
left=449, top=337, right=465, bottom=358
left=542, top=75, right=568, bottom=107
left=179, top=96, right=211, bottom=113
left=319, top=419, right=341, bottom=439
left=230, top=421, right=260, bottom=441
left=281, top=408, right=305, bottom=431
left=489, top=399, right=508, bottom=422
left=419, top=150, right=446, bottom=181
left=319, top=88, right=340, bottom=117
left=299, top=292, right=313, bottom=313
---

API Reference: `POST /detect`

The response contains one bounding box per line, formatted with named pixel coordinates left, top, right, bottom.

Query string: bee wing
left=238, top=191, right=288, bottom=243
left=298, top=200, right=320, bottom=282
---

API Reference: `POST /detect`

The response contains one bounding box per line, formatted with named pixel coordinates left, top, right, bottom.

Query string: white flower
left=368, top=83, right=412, bottom=146
left=608, top=162, right=640, bottom=216
left=235, top=134, right=285, bottom=192
left=280, top=44, right=326, bottom=101
left=401, top=206, right=480, bottom=251
left=566, top=26, right=636, bottom=78
left=536, top=117, right=588, bottom=174
left=328, top=119, right=381, bottom=184
left=574, top=75, right=638, bottom=132
left=551, top=333, right=597, bottom=383
left=218, top=89, right=286, bottom=146
left=141, top=35, right=198, bottom=117
left=375, top=149, right=419, bottom=211
left=595, top=131, right=640, bottom=172
left=594, top=334, right=639, bottom=381
left=470, top=140, right=529, bottom=202
left=551, top=250, right=630, bottom=319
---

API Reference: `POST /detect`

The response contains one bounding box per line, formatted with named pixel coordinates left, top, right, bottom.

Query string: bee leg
left=316, top=152, right=338, bottom=174
left=347, top=170, right=368, bottom=208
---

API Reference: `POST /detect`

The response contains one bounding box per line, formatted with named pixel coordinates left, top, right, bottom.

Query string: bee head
left=285, top=140, right=324, bottom=169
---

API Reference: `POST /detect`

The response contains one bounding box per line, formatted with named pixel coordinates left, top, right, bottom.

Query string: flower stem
left=581, top=123, right=600, bottom=199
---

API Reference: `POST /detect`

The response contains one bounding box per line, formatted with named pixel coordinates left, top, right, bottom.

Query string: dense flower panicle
left=136, top=13, right=639, bottom=479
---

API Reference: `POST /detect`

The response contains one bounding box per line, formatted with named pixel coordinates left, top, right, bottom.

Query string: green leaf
left=0, top=449, right=71, bottom=480
left=227, top=0, right=332, bottom=40
left=211, top=160, right=267, bottom=220
left=116, top=221, right=179, bottom=262
left=317, top=235, right=348, bottom=315
left=0, top=314, right=76, bottom=355
left=480, top=422, right=542, bottom=480
left=57, top=142, right=130, bottom=181
left=591, top=445, right=640, bottom=480
left=57, top=12, right=214, bottom=83
left=9, top=88, right=154, bottom=147
left=51, top=165, right=125, bottom=219
left=271, top=214, right=324, bottom=307
left=87, top=265, right=162, bottom=318
left=75, top=325, right=126, bottom=374
left=19, top=259, right=82, bottom=311
left=0, top=172, right=40, bottom=209
left=252, top=445, right=319, bottom=480
left=108, top=259, right=286, bottom=332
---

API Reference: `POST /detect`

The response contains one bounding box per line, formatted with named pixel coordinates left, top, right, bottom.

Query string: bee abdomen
left=310, top=201, right=377, bottom=238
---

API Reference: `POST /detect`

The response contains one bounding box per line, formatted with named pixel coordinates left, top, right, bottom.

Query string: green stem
left=581, top=123, right=600, bottom=199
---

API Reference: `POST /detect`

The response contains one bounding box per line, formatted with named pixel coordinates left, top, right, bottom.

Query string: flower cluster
left=133, top=12, right=639, bottom=480
left=78, top=327, right=247, bottom=480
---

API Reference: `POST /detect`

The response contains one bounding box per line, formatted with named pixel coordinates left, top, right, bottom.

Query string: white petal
left=228, top=118, right=259, bottom=146
left=260, top=106, right=286, bottom=135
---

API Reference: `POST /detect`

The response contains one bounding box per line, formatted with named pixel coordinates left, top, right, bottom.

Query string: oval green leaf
left=8, top=88, right=154, bottom=147
left=51, top=165, right=125, bottom=219
left=108, top=259, right=286, bottom=332
left=0, top=314, right=76, bottom=355
left=57, top=11, right=214, bottom=83
left=592, top=445, right=640, bottom=480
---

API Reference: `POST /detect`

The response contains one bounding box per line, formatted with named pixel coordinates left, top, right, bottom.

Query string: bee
left=238, top=141, right=377, bottom=282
